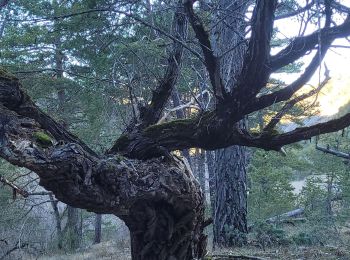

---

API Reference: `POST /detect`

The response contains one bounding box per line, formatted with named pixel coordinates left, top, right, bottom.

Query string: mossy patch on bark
left=33, top=131, right=53, bottom=147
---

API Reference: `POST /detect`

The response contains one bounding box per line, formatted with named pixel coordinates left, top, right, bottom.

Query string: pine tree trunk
left=210, top=0, right=249, bottom=247
left=66, top=206, right=82, bottom=250
left=213, top=146, right=248, bottom=247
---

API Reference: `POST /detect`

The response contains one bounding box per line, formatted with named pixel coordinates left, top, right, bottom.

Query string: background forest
left=1, top=0, right=350, bottom=259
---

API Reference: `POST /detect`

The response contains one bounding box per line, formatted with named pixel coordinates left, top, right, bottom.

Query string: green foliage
left=248, top=150, right=296, bottom=221
left=299, top=176, right=327, bottom=215
left=33, top=131, right=53, bottom=147
left=253, top=222, right=288, bottom=248
left=290, top=224, right=341, bottom=246
left=291, top=231, right=313, bottom=245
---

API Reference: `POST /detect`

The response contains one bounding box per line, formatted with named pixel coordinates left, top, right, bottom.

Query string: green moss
left=33, top=131, right=53, bottom=147
left=270, top=129, right=280, bottom=136
left=250, top=130, right=261, bottom=137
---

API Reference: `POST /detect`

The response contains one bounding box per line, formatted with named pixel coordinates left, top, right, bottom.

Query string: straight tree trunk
left=211, top=0, right=249, bottom=247
left=206, top=151, right=216, bottom=209
left=94, top=214, right=102, bottom=244
left=49, top=194, right=63, bottom=249
left=197, top=149, right=206, bottom=197
left=66, top=206, right=82, bottom=250
left=213, top=147, right=248, bottom=246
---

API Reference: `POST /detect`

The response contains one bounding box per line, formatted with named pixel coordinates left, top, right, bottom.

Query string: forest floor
left=31, top=242, right=350, bottom=260
left=211, top=245, right=350, bottom=259
left=34, top=241, right=131, bottom=260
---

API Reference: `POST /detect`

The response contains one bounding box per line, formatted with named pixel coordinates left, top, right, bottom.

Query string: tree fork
left=0, top=74, right=207, bottom=258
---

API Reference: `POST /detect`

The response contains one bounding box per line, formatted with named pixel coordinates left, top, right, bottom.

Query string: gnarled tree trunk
left=124, top=176, right=206, bottom=259
left=0, top=75, right=207, bottom=258
left=1, top=0, right=350, bottom=259
left=0, top=55, right=207, bottom=260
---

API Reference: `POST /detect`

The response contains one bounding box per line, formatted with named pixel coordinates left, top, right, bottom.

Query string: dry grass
left=33, top=241, right=131, bottom=260
left=211, top=245, right=350, bottom=260
left=25, top=222, right=350, bottom=260
left=32, top=243, right=350, bottom=260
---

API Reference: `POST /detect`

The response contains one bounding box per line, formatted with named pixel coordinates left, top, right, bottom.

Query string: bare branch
left=270, top=16, right=350, bottom=71
left=139, top=1, right=188, bottom=127
left=115, top=9, right=202, bottom=61
left=263, top=66, right=330, bottom=132
left=184, top=0, right=225, bottom=102
left=275, top=1, right=315, bottom=20
left=8, top=7, right=202, bottom=61
left=0, top=174, right=29, bottom=198
left=251, top=41, right=331, bottom=114
left=157, top=90, right=208, bottom=124
left=245, top=112, right=350, bottom=151
left=330, top=1, right=350, bottom=13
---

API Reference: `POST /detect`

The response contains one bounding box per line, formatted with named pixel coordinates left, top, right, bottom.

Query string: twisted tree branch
left=138, top=1, right=188, bottom=127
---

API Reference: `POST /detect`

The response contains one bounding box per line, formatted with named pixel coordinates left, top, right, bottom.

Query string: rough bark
left=0, top=98, right=206, bottom=258
left=213, top=146, right=248, bottom=247
left=211, top=0, right=249, bottom=247
left=1, top=1, right=350, bottom=259
left=66, top=206, right=82, bottom=250
left=206, top=151, right=216, bottom=209
left=196, top=150, right=206, bottom=197
left=0, top=73, right=207, bottom=258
